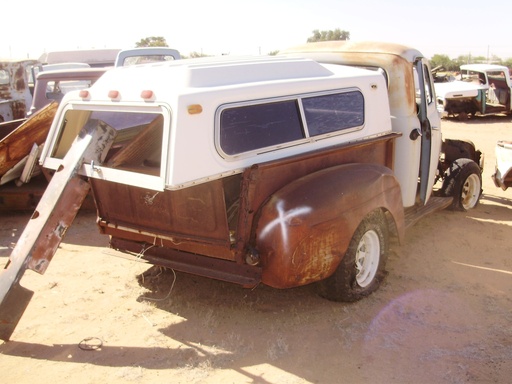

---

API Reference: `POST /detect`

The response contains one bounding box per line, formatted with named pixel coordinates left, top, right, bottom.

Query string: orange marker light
left=188, top=104, right=203, bottom=114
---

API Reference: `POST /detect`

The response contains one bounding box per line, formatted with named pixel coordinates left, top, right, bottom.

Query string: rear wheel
left=441, top=158, right=482, bottom=211
left=318, top=210, right=389, bottom=302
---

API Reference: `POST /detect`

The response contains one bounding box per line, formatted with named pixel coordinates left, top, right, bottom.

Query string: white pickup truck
left=435, top=64, right=512, bottom=119
left=0, top=41, right=484, bottom=340
left=492, top=140, right=512, bottom=190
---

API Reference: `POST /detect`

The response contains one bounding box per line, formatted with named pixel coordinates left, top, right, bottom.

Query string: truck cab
left=281, top=41, right=443, bottom=209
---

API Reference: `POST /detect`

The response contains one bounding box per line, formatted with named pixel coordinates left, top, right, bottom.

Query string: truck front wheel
left=441, top=159, right=482, bottom=211
left=318, top=210, right=388, bottom=302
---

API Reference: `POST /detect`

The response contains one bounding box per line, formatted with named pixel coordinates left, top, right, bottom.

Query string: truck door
left=415, top=59, right=441, bottom=204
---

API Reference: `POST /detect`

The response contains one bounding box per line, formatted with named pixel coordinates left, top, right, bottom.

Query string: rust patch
left=0, top=59, right=38, bottom=122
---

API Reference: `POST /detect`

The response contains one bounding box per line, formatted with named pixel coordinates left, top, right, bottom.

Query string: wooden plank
left=0, top=102, right=58, bottom=176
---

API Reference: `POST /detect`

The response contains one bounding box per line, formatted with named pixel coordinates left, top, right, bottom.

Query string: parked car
left=38, top=48, right=120, bottom=68
left=114, top=47, right=181, bottom=67
left=435, top=64, right=512, bottom=119
left=27, top=66, right=108, bottom=116
left=492, top=140, right=512, bottom=190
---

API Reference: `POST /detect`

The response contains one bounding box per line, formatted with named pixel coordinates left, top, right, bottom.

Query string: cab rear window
left=218, top=90, right=364, bottom=157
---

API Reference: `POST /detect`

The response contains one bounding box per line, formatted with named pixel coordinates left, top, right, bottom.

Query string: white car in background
left=492, top=140, right=512, bottom=191
left=114, top=47, right=181, bottom=67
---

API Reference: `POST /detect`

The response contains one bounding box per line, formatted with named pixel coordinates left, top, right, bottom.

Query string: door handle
left=409, top=128, right=422, bottom=140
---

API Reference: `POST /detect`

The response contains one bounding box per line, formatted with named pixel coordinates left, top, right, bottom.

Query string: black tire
left=318, top=209, right=389, bottom=302
left=458, top=112, right=468, bottom=121
left=441, top=158, right=482, bottom=211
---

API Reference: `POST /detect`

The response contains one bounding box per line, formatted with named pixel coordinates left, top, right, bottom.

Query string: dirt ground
left=1, top=115, right=511, bottom=384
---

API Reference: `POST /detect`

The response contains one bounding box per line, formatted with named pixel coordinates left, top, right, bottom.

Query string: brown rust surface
left=92, top=177, right=234, bottom=260
left=236, top=133, right=400, bottom=256
left=255, top=163, right=404, bottom=288
left=92, top=134, right=399, bottom=285
left=110, top=237, right=261, bottom=287
left=26, top=177, right=91, bottom=273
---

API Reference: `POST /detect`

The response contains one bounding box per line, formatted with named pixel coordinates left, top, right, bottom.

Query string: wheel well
left=442, top=139, right=482, bottom=167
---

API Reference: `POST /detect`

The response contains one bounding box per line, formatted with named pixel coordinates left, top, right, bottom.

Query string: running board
left=404, top=196, right=453, bottom=230
left=0, top=120, right=116, bottom=341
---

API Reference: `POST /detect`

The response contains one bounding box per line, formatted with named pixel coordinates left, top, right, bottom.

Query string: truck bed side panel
left=93, top=177, right=235, bottom=260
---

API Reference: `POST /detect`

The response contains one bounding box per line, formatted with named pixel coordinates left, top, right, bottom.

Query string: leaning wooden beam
left=0, top=119, right=116, bottom=341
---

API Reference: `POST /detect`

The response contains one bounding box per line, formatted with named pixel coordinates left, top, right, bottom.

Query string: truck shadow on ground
left=0, top=211, right=108, bottom=258
left=1, top=199, right=509, bottom=381
left=0, top=269, right=366, bottom=383
left=481, top=193, right=512, bottom=208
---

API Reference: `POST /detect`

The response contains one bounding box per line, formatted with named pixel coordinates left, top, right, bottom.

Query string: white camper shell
left=40, top=56, right=392, bottom=192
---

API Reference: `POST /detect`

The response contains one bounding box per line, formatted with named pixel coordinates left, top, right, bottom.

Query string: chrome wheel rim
left=461, top=174, right=481, bottom=210
left=355, top=230, right=380, bottom=287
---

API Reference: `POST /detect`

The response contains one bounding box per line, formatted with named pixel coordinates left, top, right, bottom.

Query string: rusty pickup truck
left=0, top=41, right=483, bottom=340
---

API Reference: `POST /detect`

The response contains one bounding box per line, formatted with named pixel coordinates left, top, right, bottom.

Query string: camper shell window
left=302, top=91, right=364, bottom=136
left=219, top=100, right=304, bottom=156
left=217, top=89, right=365, bottom=157
left=50, top=109, right=164, bottom=177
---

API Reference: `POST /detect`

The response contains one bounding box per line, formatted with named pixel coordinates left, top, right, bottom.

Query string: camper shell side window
left=216, top=89, right=364, bottom=158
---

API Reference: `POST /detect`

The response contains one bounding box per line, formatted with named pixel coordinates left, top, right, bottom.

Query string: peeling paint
left=0, top=59, right=38, bottom=122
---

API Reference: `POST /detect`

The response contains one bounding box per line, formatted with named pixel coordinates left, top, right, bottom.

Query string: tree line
left=136, top=34, right=512, bottom=68
left=430, top=54, right=512, bottom=71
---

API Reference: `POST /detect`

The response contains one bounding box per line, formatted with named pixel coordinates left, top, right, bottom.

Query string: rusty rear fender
left=255, top=163, right=404, bottom=288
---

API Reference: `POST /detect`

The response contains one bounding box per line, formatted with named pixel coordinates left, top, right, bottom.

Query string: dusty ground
left=1, top=115, right=511, bottom=383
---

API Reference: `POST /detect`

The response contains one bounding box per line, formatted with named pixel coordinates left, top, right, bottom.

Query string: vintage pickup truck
left=435, top=64, right=512, bottom=119
left=492, top=140, right=512, bottom=190
left=0, top=41, right=483, bottom=340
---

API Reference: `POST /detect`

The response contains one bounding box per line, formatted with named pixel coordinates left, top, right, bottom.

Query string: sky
left=2, top=0, right=511, bottom=62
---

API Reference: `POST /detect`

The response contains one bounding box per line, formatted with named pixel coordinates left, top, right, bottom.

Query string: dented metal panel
left=256, top=163, right=404, bottom=288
